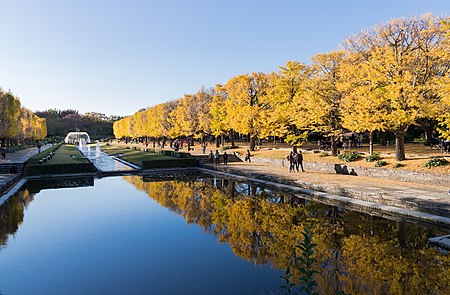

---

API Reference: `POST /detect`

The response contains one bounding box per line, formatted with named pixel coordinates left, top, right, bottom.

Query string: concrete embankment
left=194, top=153, right=450, bottom=226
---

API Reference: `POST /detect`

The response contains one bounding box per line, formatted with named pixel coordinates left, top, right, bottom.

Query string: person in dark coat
left=296, top=150, right=305, bottom=172
left=223, top=151, right=228, bottom=165
left=287, top=151, right=295, bottom=173
left=245, top=149, right=251, bottom=162
left=215, top=150, right=220, bottom=165
left=209, top=150, right=214, bottom=164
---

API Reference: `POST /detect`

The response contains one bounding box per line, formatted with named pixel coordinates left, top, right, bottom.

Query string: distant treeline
left=0, top=89, right=47, bottom=147
left=35, top=109, right=120, bottom=139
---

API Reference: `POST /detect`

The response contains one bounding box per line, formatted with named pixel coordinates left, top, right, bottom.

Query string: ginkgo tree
left=338, top=52, right=390, bottom=155
left=293, top=51, right=346, bottom=156
left=262, top=61, right=310, bottom=144
left=0, top=89, right=47, bottom=146
left=345, top=14, right=450, bottom=161
left=221, top=72, right=269, bottom=151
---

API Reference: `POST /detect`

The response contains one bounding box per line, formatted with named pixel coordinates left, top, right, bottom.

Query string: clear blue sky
left=0, top=0, right=448, bottom=116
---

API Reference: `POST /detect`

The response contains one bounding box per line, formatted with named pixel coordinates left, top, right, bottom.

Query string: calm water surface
left=0, top=173, right=449, bottom=295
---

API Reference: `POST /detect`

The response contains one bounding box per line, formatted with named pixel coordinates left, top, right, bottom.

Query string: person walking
left=215, top=150, right=220, bottom=165
left=287, top=151, right=295, bottom=173
left=202, top=143, right=207, bottom=154
left=1, top=148, right=6, bottom=160
left=296, top=150, right=305, bottom=172
left=223, top=151, right=228, bottom=165
left=245, top=149, right=251, bottom=163
left=209, top=150, right=214, bottom=164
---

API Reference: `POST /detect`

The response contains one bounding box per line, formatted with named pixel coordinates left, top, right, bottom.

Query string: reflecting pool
left=0, top=173, right=449, bottom=294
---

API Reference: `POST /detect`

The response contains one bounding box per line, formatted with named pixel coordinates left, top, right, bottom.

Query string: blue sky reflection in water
left=0, top=177, right=278, bottom=295
left=0, top=174, right=449, bottom=294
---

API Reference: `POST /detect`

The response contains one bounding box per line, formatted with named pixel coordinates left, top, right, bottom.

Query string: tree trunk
left=395, top=130, right=406, bottom=161
left=331, top=136, right=338, bottom=156
left=369, top=131, right=374, bottom=156
left=230, top=130, right=235, bottom=147
left=250, top=136, right=257, bottom=151
left=425, top=127, right=433, bottom=146
left=215, top=136, right=220, bottom=148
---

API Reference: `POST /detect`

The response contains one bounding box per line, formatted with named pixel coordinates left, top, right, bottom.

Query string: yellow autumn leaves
left=114, top=14, right=450, bottom=161
left=0, top=90, right=47, bottom=144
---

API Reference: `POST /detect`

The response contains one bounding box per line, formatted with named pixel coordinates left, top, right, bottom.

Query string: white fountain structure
left=65, top=132, right=91, bottom=145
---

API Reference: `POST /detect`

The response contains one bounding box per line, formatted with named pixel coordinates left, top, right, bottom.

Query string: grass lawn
left=28, top=144, right=90, bottom=165
left=26, top=144, right=96, bottom=175
left=100, top=144, right=196, bottom=168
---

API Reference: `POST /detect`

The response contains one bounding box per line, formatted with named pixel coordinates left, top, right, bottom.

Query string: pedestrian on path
left=296, top=150, right=305, bottom=172
left=245, top=149, right=251, bottom=163
left=209, top=150, right=214, bottom=164
left=215, top=150, right=220, bottom=165
left=1, top=148, right=6, bottom=159
left=202, top=143, right=207, bottom=154
left=287, top=152, right=295, bottom=173
left=223, top=151, right=228, bottom=165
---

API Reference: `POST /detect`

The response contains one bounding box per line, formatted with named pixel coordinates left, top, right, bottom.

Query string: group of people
left=287, top=150, right=304, bottom=173
left=209, top=150, right=229, bottom=165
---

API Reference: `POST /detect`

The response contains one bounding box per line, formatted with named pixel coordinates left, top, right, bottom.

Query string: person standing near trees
left=223, top=151, right=228, bottom=165
left=245, top=149, right=251, bottom=162
left=209, top=150, right=214, bottom=164
left=202, top=143, right=207, bottom=154
left=296, top=150, right=305, bottom=172
left=215, top=150, right=220, bottom=165
left=287, top=151, right=295, bottom=173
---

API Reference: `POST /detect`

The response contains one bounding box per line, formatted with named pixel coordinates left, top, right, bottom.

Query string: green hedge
left=141, top=158, right=197, bottom=169
left=157, top=150, right=193, bottom=158
left=25, top=163, right=97, bottom=176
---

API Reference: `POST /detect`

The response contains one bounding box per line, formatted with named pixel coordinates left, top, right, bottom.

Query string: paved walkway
left=0, top=144, right=53, bottom=164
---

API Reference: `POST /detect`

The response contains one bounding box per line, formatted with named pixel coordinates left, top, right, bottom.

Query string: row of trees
left=0, top=89, right=47, bottom=147
left=35, top=109, right=119, bottom=139
left=114, top=14, right=450, bottom=161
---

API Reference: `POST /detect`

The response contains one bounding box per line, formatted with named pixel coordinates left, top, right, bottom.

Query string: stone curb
left=198, top=167, right=450, bottom=227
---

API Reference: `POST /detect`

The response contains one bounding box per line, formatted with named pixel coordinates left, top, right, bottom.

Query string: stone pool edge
left=199, top=168, right=450, bottom=228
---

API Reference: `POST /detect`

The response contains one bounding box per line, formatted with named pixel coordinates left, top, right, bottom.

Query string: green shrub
left=393, top=162, right=404, bottom=168
left=424, top=157, right=449, bottom=168
left=365, top=152, right=381, bottom=162
left=318, top=152, right=329, bottom=157
left=337, top=151, right=361, bottom=162
left=5, top=145, right=32, bottom=153
left=375, top=160, right=387, bottom=167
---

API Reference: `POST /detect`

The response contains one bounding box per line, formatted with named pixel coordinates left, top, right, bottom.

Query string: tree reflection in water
left=125, top=175, right=450, bottom=295
left=0, top=189, right=34, bottom=248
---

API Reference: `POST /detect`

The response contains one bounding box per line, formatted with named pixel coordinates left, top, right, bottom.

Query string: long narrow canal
left=0, top=173, right=449, bottom=294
